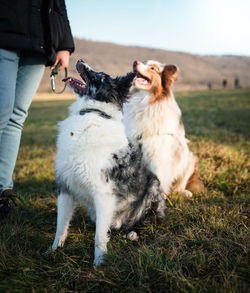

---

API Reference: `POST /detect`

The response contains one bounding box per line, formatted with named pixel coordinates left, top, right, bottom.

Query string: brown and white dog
left=123, top=60, right=205, bottom=197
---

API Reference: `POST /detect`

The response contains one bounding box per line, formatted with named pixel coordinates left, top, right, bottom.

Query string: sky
left=65, top=0, right=250, bottom=56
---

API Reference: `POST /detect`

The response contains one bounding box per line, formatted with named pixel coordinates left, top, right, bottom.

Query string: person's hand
left=51, top=50, right=70, bottom=71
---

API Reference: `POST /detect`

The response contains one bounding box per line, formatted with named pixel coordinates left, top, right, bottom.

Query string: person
left=0, top=0, right=75, bottom=217
left=222, top=79, right=227, bottom=88
left=234, top=77, right=239, bottom=89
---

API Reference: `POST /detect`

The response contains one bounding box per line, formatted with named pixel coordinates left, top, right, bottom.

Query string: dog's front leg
left=52, top=191, right=76, bottom=250
left=94, top=194, right=116, bottom=266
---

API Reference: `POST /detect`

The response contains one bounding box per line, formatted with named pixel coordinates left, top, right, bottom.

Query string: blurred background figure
left=234, top=77, right=240, bottom=89
left=222, top=79, right=227, bottom=88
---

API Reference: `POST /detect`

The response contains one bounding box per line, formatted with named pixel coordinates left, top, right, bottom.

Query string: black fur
left=105, top=144, right=166, bottom=230
left=76, top=59, right=135, bottom=109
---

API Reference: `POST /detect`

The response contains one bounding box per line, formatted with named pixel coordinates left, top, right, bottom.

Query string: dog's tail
left=186, top=155, right=206, bottom=193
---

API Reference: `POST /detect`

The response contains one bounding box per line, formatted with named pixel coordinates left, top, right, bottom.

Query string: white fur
left=124, top=83, right=195, bottom=196
left=52, top=94, right=129, bottom=266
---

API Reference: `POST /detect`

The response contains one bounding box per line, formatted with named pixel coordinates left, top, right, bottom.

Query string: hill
left=38, top=38, right=250, bottom=92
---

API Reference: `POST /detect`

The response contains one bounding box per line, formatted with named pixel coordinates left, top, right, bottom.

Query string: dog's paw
left=94, top=246, right=106, bottom=266
left=52, top=237, right=65, bottom=251
left=127, top=231, right=138, bottom=241
left=52, top=243, right=58, bottom=251
left=181, top=190, right=193, bottom=198
left=94, top=255, right=104, bottom=267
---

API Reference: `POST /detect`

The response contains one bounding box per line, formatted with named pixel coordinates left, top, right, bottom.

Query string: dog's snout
left=76, top=59, right=87, bottom=74
left=76, top=59, right=94, bottom=74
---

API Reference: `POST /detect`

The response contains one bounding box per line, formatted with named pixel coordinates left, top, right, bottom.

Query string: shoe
left=0, top=188, right=16, bottom=218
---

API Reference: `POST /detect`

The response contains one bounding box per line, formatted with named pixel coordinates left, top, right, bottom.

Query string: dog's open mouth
left=62, top=60, right=92, bottom=96
left=133, top=71, right=151, bottom=87
left=63, top=77, right=87, bottom=95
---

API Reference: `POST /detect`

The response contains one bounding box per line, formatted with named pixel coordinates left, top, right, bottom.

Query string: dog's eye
left=151, top=67, right=155, bottom=70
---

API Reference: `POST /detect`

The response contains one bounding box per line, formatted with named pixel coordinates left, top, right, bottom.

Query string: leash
left=50, top=62, right=68, bottom=94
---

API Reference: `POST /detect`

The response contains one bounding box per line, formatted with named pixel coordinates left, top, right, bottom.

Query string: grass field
left=0, top=89, right=249, bottom=292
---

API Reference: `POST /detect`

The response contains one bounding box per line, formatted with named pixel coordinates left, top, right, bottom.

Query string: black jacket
left=0, top=0, right=75, bottom=66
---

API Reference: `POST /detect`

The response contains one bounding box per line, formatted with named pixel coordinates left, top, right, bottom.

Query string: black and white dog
left=52, top=60, right=166, bottom=266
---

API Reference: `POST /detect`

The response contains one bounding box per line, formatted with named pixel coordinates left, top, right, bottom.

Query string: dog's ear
left=116, top=72, right=136, bottom=102
left=162, top=65, right=178, bottom=95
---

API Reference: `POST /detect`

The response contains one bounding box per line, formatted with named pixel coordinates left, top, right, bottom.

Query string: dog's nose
left=133, top=61, right=139, bottom=71
left=78, top=59, right=85, bottom=64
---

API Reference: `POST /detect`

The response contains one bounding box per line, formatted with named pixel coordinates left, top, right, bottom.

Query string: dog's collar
left=79, top=108, right=112, bottom=119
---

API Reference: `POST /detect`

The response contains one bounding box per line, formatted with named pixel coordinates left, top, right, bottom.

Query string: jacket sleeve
left=57, top=19, right=75, bottom=54
left=54, top=0, right=75, bottom=54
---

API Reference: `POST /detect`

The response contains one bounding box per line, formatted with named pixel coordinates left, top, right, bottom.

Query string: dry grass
left=34, top=92, right=75, bottom=101
left=0, top=89, right=249, bottom=292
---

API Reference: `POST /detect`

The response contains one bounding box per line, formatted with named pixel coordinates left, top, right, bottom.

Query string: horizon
left=65, top=0, right=250, bottom=57
left=73, top=36, right=250, bottom=58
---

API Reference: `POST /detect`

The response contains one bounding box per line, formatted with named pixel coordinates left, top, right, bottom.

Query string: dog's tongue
left=62, top=76, right=86, bottom=90
left=134, top=77, right=149, bottom=86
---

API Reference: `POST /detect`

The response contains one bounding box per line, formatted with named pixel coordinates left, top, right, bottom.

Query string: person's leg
left=0, top=51, right=46, bottom=194
left=0, top=49, right=20, bottom=194
left=0, top=49, right=19, bottom=138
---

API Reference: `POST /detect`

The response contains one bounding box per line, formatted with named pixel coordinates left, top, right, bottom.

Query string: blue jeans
left=0, top=49, right=46, bottom=194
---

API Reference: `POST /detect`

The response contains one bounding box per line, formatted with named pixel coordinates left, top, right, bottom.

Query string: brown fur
left=185, top=160, right=206, bottom=193
left=133, top=62, right=178, bottom=104
left=150, top=64, right=179, bottom=104
left=132, top=60, right=205, bottom=196
left=171, top=154, right=205, bottom=194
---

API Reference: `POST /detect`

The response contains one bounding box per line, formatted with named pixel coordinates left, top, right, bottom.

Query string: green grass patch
left=0, top=89, right=249, bottom=292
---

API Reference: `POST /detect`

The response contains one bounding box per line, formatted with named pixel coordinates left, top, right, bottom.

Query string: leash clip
left=50, top=62, right=68, bottom=94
